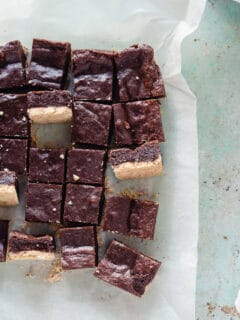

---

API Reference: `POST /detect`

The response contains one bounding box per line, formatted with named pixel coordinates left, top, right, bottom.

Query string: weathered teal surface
left=182, top=0, right=240, bottom=319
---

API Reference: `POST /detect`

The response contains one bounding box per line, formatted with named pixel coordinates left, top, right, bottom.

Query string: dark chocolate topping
left=0, top=220, right=8, bottom=262
left=59, top=226, right=95, bottom=248
left=110, top=141, right=160, bottom=166
left=27, top=90, right=71, bottom=108
left=0, top=170, right=16, bottom=185
left=8, top=231, right=54, bottom=253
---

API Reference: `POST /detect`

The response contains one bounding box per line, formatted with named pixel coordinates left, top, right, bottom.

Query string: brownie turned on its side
left=102, top=194, right=158, bottom=239
left=59, top=227, right=96, bottom=270
left=72, top=101, right=112, bottom=147
left=0, top=138, right=28, bottom=174
left=0, top=40, right=26, bottom=90
left=7, top=231, right=55, bottom=261
left=26, top=183, right=62, bottom=223
left=113, top=99, right=164, bottom=146
left=94, top=240, right=161, bottom=297
left=0, top=94, right=28, bottom=138
left=72, top=49, right=113, bottom=101
left=0, top=220, right=9, bottom=262
left=27, top=38, right=71, bottom=90
left=66, top=148, right=106, bottom=185
left=0, top=170, right=19, bottom=207
left=29, top=148, right=65, bottom=184
left=64, top=184, right=103, bottom=224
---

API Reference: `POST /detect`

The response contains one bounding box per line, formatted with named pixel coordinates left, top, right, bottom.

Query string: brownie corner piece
left=110, top=141, right=163, bottom=180
left=64, top=184, right=103, bottom=224
left=27, top=38, right=71, bottom=90
left=114, top=44, right=165, bottom=101
left=29, top=147, right=65, bottom=183
left=72, top=101, right=112, bottom=146
left=0, top=170, right=19, bottom=206
left=94, top=240, right=161, bottom=297
left=0, top=40, right=26, bottom=90
left=66, top=148, right=106, bottom=185
left=59, top=226, right=96, bottom=270
left=0, top=220, right=9, bottom=262
left=26, top=182, right=62, bottom=223
left=73, top=49, right=113, bottom=101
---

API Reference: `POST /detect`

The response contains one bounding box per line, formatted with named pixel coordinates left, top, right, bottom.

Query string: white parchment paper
left=0, top=1, right=206, bottom=319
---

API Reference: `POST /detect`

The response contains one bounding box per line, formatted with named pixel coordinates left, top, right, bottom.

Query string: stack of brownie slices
left=0, top=39, right=166, bottom=297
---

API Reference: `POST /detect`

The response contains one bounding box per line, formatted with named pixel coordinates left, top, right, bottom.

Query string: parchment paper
left=0, top=1, right=206, bottom=319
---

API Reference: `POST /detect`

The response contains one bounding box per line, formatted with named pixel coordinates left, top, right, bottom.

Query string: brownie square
left=94, top=240, right=161, bottom=297
left=102, top=195, right=158, bottom=239
left=113, top=99, right=165, bottom=146
left=59, top=227, right=96, bottom=270
left=26, top=183, right=62, bottom=223
left=29, top=148, right=65, bottom=183
left=66, top=149, right=106, bottom=185
left=64, top=184, right=103, bottom=224
left=0, top=94, right=28, bottom=138
left=0, top=40, right=26, bottom=90
left=72, top=49, right=113, bottom=101
left=27, top=39, right=71, bottom=90
left=0, top=220, right=9, bottom=262
left=0, top=138, right=28, bottom=174
left=114, top=44, right=165, bottom=102
left=0, top=170, right=19, bottom=206
left=72, top=101, right=112, bottom=146
left=8, top=231, right=55, bottom=261
left=27, top=90, right=72, bottom=124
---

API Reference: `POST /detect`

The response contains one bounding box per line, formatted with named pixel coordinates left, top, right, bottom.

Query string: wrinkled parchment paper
left=0, top=1, right=206, bottom=319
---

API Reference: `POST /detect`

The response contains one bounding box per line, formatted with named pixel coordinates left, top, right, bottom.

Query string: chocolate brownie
left=114, top=44, right=165, bottom=101
left=113, top=99, right=164, bottom=146
left=29, top=148, right=65, bottom=183
left=27, top=38, right=71, bottom=90
left=102, top=194, right=158, bottom=239
left=0, top=40, right=26, bottom=90
left=72, top=101, right=112, bottom=146
left=27, top=90, right=72, bottom=124
left=8, top=231, right=54, bottom=260
left=64, top=184, right=103, bottom=224
left=94, top=240, right=161, bottom=297
left=66, top=148, right=106, bottom=185
left=0, top=170, right=19, bottom=206
left=59, top=226, right=96, bottom=270
left=0, top=138, right=28, bottom=174
left=25, top=183, right=62, bottom=223
left=72, top=49, right=113, bottom=101
left=109, top=141, right=163, bottom=180
left=0, top=220, right=9, bottom=262
left=0, top=94, right=28, bottom=138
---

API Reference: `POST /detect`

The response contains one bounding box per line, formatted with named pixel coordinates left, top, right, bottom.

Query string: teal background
left=182, top=0, right=240, bottom=319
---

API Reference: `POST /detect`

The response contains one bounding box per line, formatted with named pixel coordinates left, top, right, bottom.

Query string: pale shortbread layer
left=0, top=185, right=19, bottom=206
left=112, top=155, right=163, bottom=180
left=7, top=250, right=55, bottom=261
left=28, top=106, right=72, bottom=124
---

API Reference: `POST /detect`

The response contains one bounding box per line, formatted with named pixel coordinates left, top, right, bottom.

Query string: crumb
left=25, top=265, right=35, bottom=279
left=223, top=236, right=228, bottom=240
left=47, top=259, right=62, bottom=283
left=220, top=305, right=239, bottom=317
left=104, top=177, right=114, bottom=193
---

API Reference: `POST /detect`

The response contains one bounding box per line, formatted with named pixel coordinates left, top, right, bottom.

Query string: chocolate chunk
left=59, top=226, right=96, bottom=270
left=0, top=138, right=28, bottom=174
left=27, top=39, right=71, bottom=90
left=0, top=94, right=28, bottom=138
left=73, top=49, right=113, bottom=101
left=0, top=220, right=9, bottom=262
left=113, top=99, right=164, bottom=146
left=0, top=170, right=19, bottom=206
left=94, top=240, right=161, bottom=297
left=29, top=148, right=65, bottom=183
left=27, top=90, right=72, bottom=124
left=8, top=231, right=54, bottom=260
left=64, top=184, right=103, bottom=224
left=102, top=195, right=158, bottom=239
left=109, top=141, right=163, bottom=180
left=0, top=40, right=26, bottom=90
left=72, top=101, right=112, bottom=146
left=114, top=44, right=165, bottom=101
left=66, top=148, right=106, bottom=185
left=26, top=183, right=62, bottom=223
